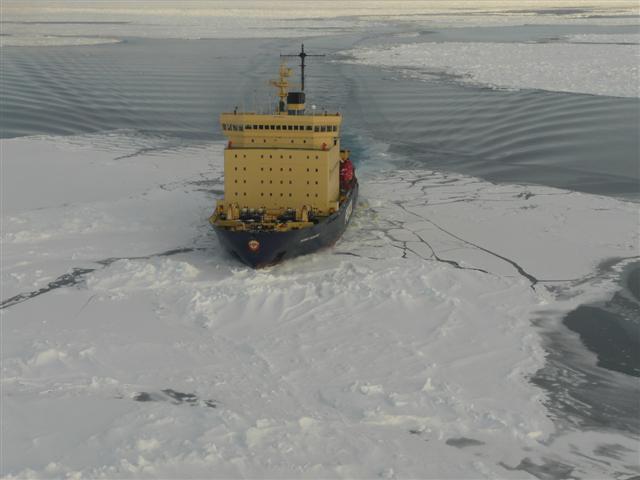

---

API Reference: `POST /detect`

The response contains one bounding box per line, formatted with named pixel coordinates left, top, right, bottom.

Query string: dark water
left=2, top=35, right=638, bottom=199
left=533, top=261, right=640, bottom=436
left=565, top=263, right=640, bottom=378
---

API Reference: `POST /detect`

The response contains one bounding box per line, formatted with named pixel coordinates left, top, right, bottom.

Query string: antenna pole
left=281, top=43, right=324, bottom=92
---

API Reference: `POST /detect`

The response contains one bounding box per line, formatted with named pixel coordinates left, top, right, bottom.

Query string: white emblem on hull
left=300, top=233, right=320, bottom=243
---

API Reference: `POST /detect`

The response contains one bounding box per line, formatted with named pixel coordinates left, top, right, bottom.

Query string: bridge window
left=276, top=125, right=281, bottom=130
left=306, top=126, right=312, bottom=131
left=258, top=125, right=264, bottom=130
left=270, top=125, right=275, bottom=130
left=253, top=125, right=258, bottom=129
left=321, top=126, right=327, bottom=132
left=245, top=125, right=252, bottom=130
left=314, top=126, right=320, bottom=132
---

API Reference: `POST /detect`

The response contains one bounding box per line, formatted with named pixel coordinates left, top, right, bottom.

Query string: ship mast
left=280, top=43, right=325, bottom=92
left=270, top=63, right=293, bottom=113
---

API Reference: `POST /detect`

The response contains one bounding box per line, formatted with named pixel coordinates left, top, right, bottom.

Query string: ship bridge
left=219, top=74, right=346, bottom=217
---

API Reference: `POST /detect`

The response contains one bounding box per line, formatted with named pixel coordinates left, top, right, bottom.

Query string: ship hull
left=214, top=182, right=358, bottom=268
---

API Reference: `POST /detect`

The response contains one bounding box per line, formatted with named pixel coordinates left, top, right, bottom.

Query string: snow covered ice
left=2, top=134, right=638, bottom=478
left=341, top=35, right=640, bottom=98
left=2, top=0, right=640, bottom=477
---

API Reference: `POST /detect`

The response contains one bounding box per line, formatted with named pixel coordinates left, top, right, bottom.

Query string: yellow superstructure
left=215, top=62, right=344, bottom=224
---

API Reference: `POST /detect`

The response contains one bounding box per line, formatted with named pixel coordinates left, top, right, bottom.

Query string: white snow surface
left=0, top=35, right=122, bottom=48
left=342, top=40, right=640, bottom=98
left=2, top=134, right=639, bottom=478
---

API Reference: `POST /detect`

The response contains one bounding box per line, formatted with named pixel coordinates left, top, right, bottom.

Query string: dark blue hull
left=214, top=182, right=358, bottom=268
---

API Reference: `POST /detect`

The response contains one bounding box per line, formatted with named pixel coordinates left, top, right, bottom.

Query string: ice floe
left=342, top=40, right=640, bottom=98
left=2, top=134, right=638, bottom=478
left=0, top=35, right=122, bottom=47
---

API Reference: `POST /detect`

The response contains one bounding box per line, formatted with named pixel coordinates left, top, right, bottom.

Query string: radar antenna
left=280, top=43, right=325, bottom=92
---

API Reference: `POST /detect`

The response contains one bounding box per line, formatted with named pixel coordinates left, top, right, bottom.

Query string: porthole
left=261, top=193, right=264, bottom=196
left=291, top=140, right=294, bottom=143
left=243, top=180, right=247, bottom=183
left=251, top=139, right=255, bottom=143
left=234, top=180, right=237, bottom=183
left=315, top=181, right=318, bottom=185
left=243, top=167, right=246, bottom=171
left=315, top=156, right=318, bottom=159
left=235, top=192, right=238, bottom=196
left=280, top=155, right=283, bottom=159
left=306, top=193, right=309, bottom=197
left=269, top=168, right=272, bottom=171
left=289, top=193, right=292, bottom=197
left=244, top=192, right=247, bottom=196
left=280, top=193, right=283, bottom=197
left=243, top=154, right=246, bottom=158
left=306, top=168, right=309, bottom=172
left=289, top=168, right=292, bottom=172
left=280, top=168, right=283, bottom=171
left=303, top=140, right=307, bottom=143
left=269, top=180, right=273, bottom=184
left=315, top=168, right=318, bottom=172
left=261, top=167, right=264, bottom=171
left=289, top=180, right=292, bottom=184
left=234, top=154, right=237, bottom=158
left=315, top=194, right=318, bottom=197
left=306, top=181, right=310, bottom=185
left=280, top=180, right=283, bottom=184
left=261, top=180, right=264, bottom=184
left=234, top=167, right=238, bottom=171
left=270, top=193, right=273, bottom=196
left=260, top=155, right=264, bottom=159
left=289, top=155, right=292, bottom=159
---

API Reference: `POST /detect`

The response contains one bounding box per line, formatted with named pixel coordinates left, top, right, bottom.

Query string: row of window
left=233, top=179, right=320, bottom=185
left=223, top=124, right=338, bottom=133
left=233, top=166, right=320, bottom=172
left=233, top=192, right=320, bottom=198
left=234, top=153, right=321, bottom=160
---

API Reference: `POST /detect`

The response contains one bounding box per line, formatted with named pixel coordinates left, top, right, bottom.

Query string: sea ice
left=2, top=134, right=638, bottom=478
left=342, top=40, right=640, bottom=98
